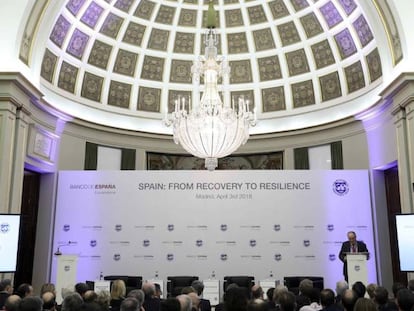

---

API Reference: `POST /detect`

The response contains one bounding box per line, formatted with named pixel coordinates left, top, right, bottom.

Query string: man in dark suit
left=338, top=231, right=369, bottom=282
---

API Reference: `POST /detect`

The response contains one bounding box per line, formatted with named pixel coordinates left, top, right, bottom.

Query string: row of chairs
left=96, top=275, right=324, bottom=297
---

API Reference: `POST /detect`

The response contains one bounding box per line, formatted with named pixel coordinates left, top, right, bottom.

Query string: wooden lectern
left=346, top=252, right=368, bottom=286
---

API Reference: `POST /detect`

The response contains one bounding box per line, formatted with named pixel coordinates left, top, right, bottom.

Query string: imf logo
left=274, top=254, right=282, bottom=261
left=333, top=179, right=349, bottom=196
left=63, top=224, right=70, bottom=232
left=327, top=224, right=334, bottom=231
left=167, top=224, right=174, bottom=231
left=220, top=224, right=227, bottom=231
left=273, top=224, right=281, bottom=231
left=220, top=254, right=228, bottom=261
left=143, top=239, right=150, bottom=247
left=196, top=240, right=203, bottom=247
left=64, top=265, right=70, bottom=272
left=115, top=224, right=122, bottom=232
left=0, top=223, right=10, bottom=233
left=355, top=265, right=360, bottom=272
left=304, top=240, right=310, bottom=247
left=249, top=239, right=257, bottom=247
left=90, top=240, right=97, bottom=247
left=113, top=254, right=121, bottom=261
left=167, top=253, right=174, bottom=261
left=329, top=254, right=336, bottom=261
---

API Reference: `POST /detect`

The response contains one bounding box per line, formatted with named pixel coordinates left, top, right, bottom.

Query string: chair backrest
left=167, top=276, right=199, bottom=297
left=283, top=276, right=324, bottom=295
left=223, top=276, right=255, bottom=293
left=103, top=275, right=143, bottom=294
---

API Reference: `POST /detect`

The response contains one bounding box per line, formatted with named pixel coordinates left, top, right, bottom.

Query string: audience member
left=188, top=292, right=200, bottom=311
left=191, top=280, right=211, bottom=311
left=396, top=289, right=414, bottom=311
left=320, top=289, right=341, bottom=311
left=225, top=287, right=249, bottom=311
left=3, top=295, right=21, bottom=311
left=266, top=288, right=276, bottom=310
left=299, top=288, right=321, bottom=311
left=127, top=289, right=145, bottom=307
left=110, top=280, right=127, bottom=311
left=392, top=283, right=406, bottom=302
left=120, top=298, right=140, bottom=311
left=75, top=283, right=89, bottom=300
left=354, top=298, right=377, bottom=311
left=161, top=298, right=181, bottom=311
left=251, top=285, right=264, bottom=300
left=407, top=280, right=414, bottom=293
left=19, top=296, right=43, bottom=311
left=42, top=291, right=57, bottom=311
left=366, top=284, right=377, bottom=300
left=352, top=282, right=366, bottom=299
left=340, top=289, right=357, bottom=311
left=83, top=290, right=98, bottom=303
left=181, top=287, right=196, bottom=295
left=62, top=293, right=83, bottom=311
left=278, top=292, right=296, bottom=311
left=40, top=284, right=56, bottom=296
left=335, top=281, right=348, bottom=305
left=0, top=279, right=13, bottom=309
left=142, top=282, right=161, bottom=311
left=155, top=284, right=163, bottom=299
left=374, top=286, right=398, bottom=311
left=15, top=283, right=34, bottom=298
left=296, top=279, right=313, bottom=310
left=96, top=290, right=111, bottom=311
left=248, top=299, right=270, bottom=311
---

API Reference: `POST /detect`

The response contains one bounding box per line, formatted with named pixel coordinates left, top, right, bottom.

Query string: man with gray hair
left=62, top=292, right=83, bottom=311
left=177, top=295, right=192, bottom=311
left=335, top=280, right=348, bottom=304
left=19, top=296, right=43, bottom=311
left=142, top=282, right=160, bottom=311
left=191, top=280, right=211, bottom=311
left=121, top=298, right=140, bottom=311
left=127, top=289, right=145, bottom=307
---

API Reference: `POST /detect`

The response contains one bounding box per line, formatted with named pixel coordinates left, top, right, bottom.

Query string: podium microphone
left=54, top=241, right=74, bottom=256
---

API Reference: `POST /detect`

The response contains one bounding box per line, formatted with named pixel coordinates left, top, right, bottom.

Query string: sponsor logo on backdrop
left=304, top=240, right=310, bottom=247
left=187, top=225, right=208, bottom=230
left=167, top=253, right=174, bottom=261
left=220, top=224, right=227, bottom=231
left=327, top=224, right=334, bottom=231
left=113, top=254, right=121, bottom=261
left=168, top=224, right=174, bottom=231
left=249, top=239, right=257, bottom=247
left=241, top=225, right=261, bottom=230
left=64, top=265, right=70, bottom=272
left=329, top=254, right=336, bottom=261
left=274, top=254, right=282, bottom=261
left=90, top=240, right=97, bottom=247
left=196, top=240, right=203, bottom=247
left=333, top=179, right=349, bottom=196
left=1, top=223, right=10, bottom=233
left=274, top=224, right=281, bottom=231
left=220, top=254, right=228, bottom=261
left=115, top=224, right=122, bottom=232
left=143, top=240, right=150, bottom=247
left=63, top=224, right=70, bottom=232
left=355, top=265, right=360, bottom=271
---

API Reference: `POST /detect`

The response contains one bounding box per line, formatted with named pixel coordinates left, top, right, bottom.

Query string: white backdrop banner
left=52, top=170, right=376, bottom=290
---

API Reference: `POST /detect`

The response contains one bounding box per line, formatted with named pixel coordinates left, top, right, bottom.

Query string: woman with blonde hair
left=110, top=280, right=126, bottom=311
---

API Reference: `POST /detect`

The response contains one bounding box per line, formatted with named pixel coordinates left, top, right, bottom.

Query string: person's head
left=320, top=289, right=335, bottom=307
left=396, top=288, right=414, bottom=311
left=120, top=297, right=140, bottom=311
left=278, top=291, right=296, bottom=311
left=141, top=282, right=156, bottom=299
left=154, top=283, right=162, bottom=298
left=266, top=288, right=274, bottom=302
left=4, top=295, right=21, bottom=311
left=62, top=293, right=83, bottom=311
left=366, top=284, right=377, bottom=299
left=273, top=285, right=288, bottom=303
left=96, top=290, right=111, bottom=309
left=335, top=280, right=349, bottom=297
left=40, top=283, right=56, bottom=296
left=161, top=298, right=181, bottom=311
left=111, top=280, right=126, bottom=299
left=16, top=283, right=34, bottom=298
left=298, top=279, right=313, bottom=297
left=392, top=283, right=406, bottom=300
left=177, top=294, right=192, bottom=311
left=75, top=283, right=89, bottom=298
left=251, top=285, right=264, bottom=300
left=127, top=289, right=145, bottom=305
left=374, top=286, right=389, bottom=306
left=247, top=299, right=270, bottom=311
left=341, top=289, right=357, bottom=311
left=352, top=282, right=366, bottom=298
left=308, top=288, right=321, bottom=304
left=19, top=296, right=43, bottom=311
left=83, top=290, right=98, bottom=303
left=225, top=287, right=249, bottom=311
left=0, top=279, right=13, bottom=294
left=347, top=231, right=357, bottom=245
left=181, top=287, right=196, bottom=295
left=191, top=281, right=204, bottom=296
left=354, top=297, right=377, bottom=311
left=42, top=291, right=56, bottom=310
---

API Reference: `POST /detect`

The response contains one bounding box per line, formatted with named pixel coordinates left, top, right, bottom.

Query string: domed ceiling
left=40, top=0, right=382, bottom=134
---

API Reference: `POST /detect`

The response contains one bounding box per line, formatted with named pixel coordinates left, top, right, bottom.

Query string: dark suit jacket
left=199, top=298, right=211, bottom=311
left=338, top=240, right=369, bottom=280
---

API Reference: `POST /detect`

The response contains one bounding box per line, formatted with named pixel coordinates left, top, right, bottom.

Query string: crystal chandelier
left=164, top=1, right=256, bottom=171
